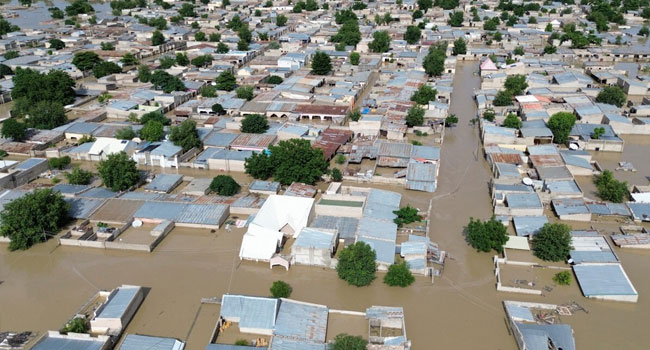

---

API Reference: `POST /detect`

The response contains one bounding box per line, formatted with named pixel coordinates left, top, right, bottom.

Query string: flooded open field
left=1, top=62, right=650, bottom=349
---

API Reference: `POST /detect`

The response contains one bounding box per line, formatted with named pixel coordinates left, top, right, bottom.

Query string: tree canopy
left=97, top=151, right=140, bottom=191
left=92, top=61, right=122, bottom=79
left=594, top=170, right=629, bottom=203
left=331, top=19, right=361, bottom=46
left=332, top=334, right=367, bottom=350
left=1, top=118, right=27, bottom=141
left=393, top=205, right=422, bottom=227
left=139, top=120, right=164, bottom=141
left=169, top=120, right=202, bottom=151
left=384, top=262, right=415, bottom=287
left=466, top=216, right=509, bottom=253
left=448, top=11, right=464, bottom=27
left=404, top=26, right=422, bottom=44
left=452, top=38, right=466, bottom=55
left=369, top=31, right=391, bottom=53
left=215, top=70, right=237, bottom=91
left=0, top=188, right=70, bottom=251
left=532, top=223, right=572, bottom=262
left=270, top=281, right=292, bottom=298
left=503, top=74, right=528, bottom=95
left=235, top=86, right=255, bottom=100
left=240, top=114, right=269, bottom=134
left=245, top=139, right=328, bottom=185
left=150, top=70, right=186, bottom=93
left=337, top=242, right=377, bottom=287
left=405, top=106, right=425, bottom=127
left=410, top=85, right=437, bottom=105
left=311, top=51, right=332, bottom=75
left=423, top=43, right=447, bottom=77
left=11, top=68, right=75, bottom=121
left=209, top=175, right=240, bottom=196
left=595, top=86, right=626, bottom=107
left=66, top=166, right=94, bottom=185
left=72, top=51, right=101, bottom=72
left=502, top=113, right=522, bottom=129
left=547, top=112, right=576, bottom=144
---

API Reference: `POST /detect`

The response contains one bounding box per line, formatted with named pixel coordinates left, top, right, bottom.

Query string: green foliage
left=547, top=112, right=576, bottom=144
left=216, top=42, right=229, bottom=54
left=445, top=114, right=459, bottom=126
left=121, top=53, right=138, bottom=66
left=532, top=223, right=572, bottom=262
left=276, top=14, right=288, bottom=26
left=543, top=45, right=557, bottom=55
left=502, top=113, right=522, bottom=129
left=335, top=9, right=357, bottom=25
left=100, top=42, right=115, bottom=51
left=97, top=152, right=139, bottom=191
left=175, top=53, right=189, bottom=66
left=159, top=56, right=176, bottom=69
left=393, top=205, right=422, bottom=227
left=216, top=71, right=237, bottom=91
left=98, top=93, right=112, bottom=104
left=410, top=85, right=437, bottom=105
left=311, top=51, right=332, bottom=75
left=411, top=140, right=422, bottom=146
left=0, top=189, right=70, bottom=251
left=553, top=271, right=572, bottom=286
left=178, top=3, right=196, bottom=17
left=504, top=74, right=528, bottom=95
left=335, top=154, right=346, bottom=165
left=235, top=86, right=255, bottom=101
left=412, top=9, right=423, bottom=20
left=423, top=42, right=447, bottom=77
left=61, top=317, right=89, bottom=334
left=332, top=334, right=367, bottom=350
left=194, top=31, right=207, bottom=42
left=1, top=118, right=27, bottom=141
left=270, top=280, right=292, bottom=298
left=77, top=135, right=95, bottom=145
left=466, top=216, right=508, bottom=253
left=209, top=175, right=240, bottom=196
left=483, top=109, right=495, bottom=122
left=349, top=52, right=360, bottom=65
left=49, top=38, right=65, bottom=50
left=331, top=168, right=343, bottom=182
left=244, top=151, right=274, bottom=180
left=115, top=127, right=136, bottom=140
left=150, top=70, right=185, bottom=93
left=417, top=0, right=433, bottom=11
left=484, top=17, right=499, bottom=30
left=200, top=84, right=217, bottom=98
left=65, top=0, right=94, bottom=16
left=209, top=33, right=221, bottom=42
left=140, top=111, right=170, bottom=125
left=169, top=120, right=202, bottom=151
left=639, top=26, right=650, bottom=37
left=258, top=32, right=269, bottom=41
left=0, top=64, right=12, bottom=79
left=348, top=109, right=361, bottom=122
left=92, top=61, right=122, bottom=79
left=331, top=19, right=362, bottom=46
left=152, top=30, right=165, bottom=46
left=240, top=114, right=268, bottom=133
left=493, top=90, right=513, bottom=106
left=594, top=170, right=629, bottom=203
left=66, top=167, right=93, bottom=185
left=406, top=106, right=425, bottom=127
left=245, top=139, right=328, bottom=185
left=595, top=86, right=626, bottom=108
left=434, top=0, right=458, bottom=10
left=452, top=38, right=466, bottom=55
left=139, top=120, right=164, bottom=141
left=384, top=261, right=415, bottom=287
left=72, top=51, right=101, bottom=71
left=191, top=54, right=213, bottom=67
left=48, top=7, right=65, bottom=19
left=591, top=127, right=605, bottom=140
left=211, top=103, right=225, bottom=115
left=267, top=75, right=283, bottom=84
left=336, top=242, right=377, bottom=287
left=0, top=18, right=20, bottom=36
left=49, top=156, right=71, bottom=170
left=369, top=31, right=391, bottom=53
left=448, top=11, right=464, bottom=27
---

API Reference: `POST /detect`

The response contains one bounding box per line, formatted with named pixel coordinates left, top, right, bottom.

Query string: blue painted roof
left=15, top=158, right=46, bottom=170
left=552, top=198, right=590, bottom=216
left=97, top=286, right=139, bottom=319
left=53, top=184, right=92, bottom=195
left=134, top=202, right=228, bottom=226
left=546, top=180, right=581, bottom=194
left=573, top=264, right=637, bottom=296
left=627, top=202, right=650, bottom=221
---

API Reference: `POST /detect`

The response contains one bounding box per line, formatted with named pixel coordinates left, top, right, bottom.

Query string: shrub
left=595, top=86, right=626, bottom=107
left=384, top=261, right=415, bottom=287
left=49, top=156, right=71, bottom=170
left=445, top=114, right=459, bottom=127
left=65, top=167, right=93, bottom=185
left=331, top=168, right=343, bottom=182
left=594, top=170, right=628, bottom=203
left=332, top=334, right=367, bottom=350
left=337, top=242, right=376, bottom=287
left=270, top=280, right=292, bottom=298
left=393, top=205, right=422, bottom=227
left=335, top=154, right=346, bottom=164
left=553, top=271, right=572, bottom=286
left=502, top=113, right=522, bottom=129
left=61, top=317, right=88, bottom=334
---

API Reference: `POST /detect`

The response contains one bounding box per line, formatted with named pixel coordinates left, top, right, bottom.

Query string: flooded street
left=1, top=62, right=650, bottom=349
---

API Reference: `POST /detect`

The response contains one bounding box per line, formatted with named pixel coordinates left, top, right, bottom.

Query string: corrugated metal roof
left=357, top=236, right=395, bottom=265
left=134, top=202, right=228, bottom=226
left=573, top=264, right=637, bottom=296
left=203, top=132, right=238, bottom=147
left=516, top=323, right=575, bottom=350
left=32, top=336, right=107, bottom=350
left=274, top=299, right=328, bottom=342
left=65, top=198, right=106, bottom=219
left=269, top=338, right=327, bottom=350
left=513, top=216, right=548, bottom=237
left=358, top=217, right=397, bottom=242
left=309, top=216, right=359, bottom=241
left=145, top=174, right=183, bottom=193
left=15, top=158, right=47, bottom=170
left=78, top=187, right=118, bottom=199
left=53, top=184, right=92, bottom=195
left=249, top=180, right=280, bottom=193
left=507, top=193, right=543, bottom=209
left=505, top=304, right=535, bottom=322
left=553, top=198, right=590, bottom=216
left=220, top=295, right=278, bottom=331
left=97, top=286, right=140, bottom=319
left=119, top=334, right=184, bottom=350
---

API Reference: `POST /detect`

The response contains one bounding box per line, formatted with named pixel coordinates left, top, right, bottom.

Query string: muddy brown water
left=1, top=62, right=650, bottom=349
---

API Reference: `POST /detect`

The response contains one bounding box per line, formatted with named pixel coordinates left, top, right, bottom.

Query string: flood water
left=3, top=0, right=112, bottom=30
left=1, top=62, right=650, bottom=349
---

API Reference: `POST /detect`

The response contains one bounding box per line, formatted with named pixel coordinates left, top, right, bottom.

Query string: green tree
left=349, top=52, right=360, bottom=65
left=49, top=38, right=65, bottom=50
left=331, top=168, right=343, bottom=182
left=553, top=271, right=572, bottom=286
left=1, top=118, right=27, bottom=141
left=406, top=106, right=425, bottom=127
left=48, top=7, right=65, bottom=19
left=61, top=317, right=88, bottom=334
left=211, top=103, right=225, bottom=115
left=543, top=45, right=557, bottom=55
left=24, top=101, right=67, bottom=130
left=267, top=75, right=283, bottom=84
left=452, top=38, right=466, bottom=55
left=417, top=0, right=433, bottom=11
left=639, top=26, right=650, bottom=37
left=445, top=114, right=458, bottom=126
left=66, top=166, right=93, bottom=185
left=100, top=42, right=115, bottom=51
left=504, top=74, right=528, bottom=95
left=159, top=56, right=176, bottom=69
left=235, top=86, right=255, bottom=101
left=336, top=242, right=377, bottom=287
left=384, top=261, right=415, bottom=287
left=591, top=127, right=605, bottom=140
left=465, top=216, right=508, bottom=253
left=595, top=86, right=626, bottom=107
left=332, top=334, right=367, bottom=350
left=0, top=188, right=70, bottom=251
left=311, top=51, right=332, bottom=75
left=545, top=23, right=553, bottom=32
left=178, top=3, right=196, bottom=17
left=369, top=31, right=391, bottom=53
left=191, top=54, right=213, bottom=68
left=209, top=33, right=221, bottom=42
left=532, top=223, right=572, bottom=262
left=72, top=51, right=101, bottom=71
left=121, top=53, right=138, bottom=66
left=331, top=20, right=362, bottom=46
left=423, top=43, right=446, bottom=77
left=216, top=42, right=229, bottom=54
left=169, top=120, right=202, bottom=151
left=393, top=205, right=422, bottom=227
left=513, top=46, right=524, bottom=56
left=97, top=151, right=140, bottom=191
left=237, top=26, right=252, bottom=44
left=150, top=70, right=185, bottom=93
left=276, top=14, right=288, bottom=26
left=0, top=64, right=12, bottom=79
left=594, top=170, right=629, bottom=203
left=49, top=156, right=71, bottom=170
left=140, top=111, right=170, bottom=125
left=65, top=0, right=94, bottom=16
left=547, top=112, right=576, bottom=144
left=448, top=11, right=464, bottom=27
left=483, top=109, right=495, bottom=122
left=194, top=31, right=207, bottom=41
left=209, top=175, right=240, bottom=196
left=412, top=9, right=423, bottom=20
left=215, top=70, right=236, bottom=91
left=269, top=139, right=328, bottom=185
left=404, top=25, right=422, bottom=45
left=92, top=61, right=122, bottom=79
left=152, top=30, right=165, bottom=46
left=493, top=90, right=513, bottom=106
left=139, top=120, right=164, bottom=141
left=410, top=85, right=438, bottom=105
left=115, top=127, right=136, bottom=140
left=270, top=281, right=292, bottom=298
left=502, top=113, right=522, bottom=129
left=200, top=84, right=217, bottom=98
left=244, top=151, right=274, bottom=179
left=240, top=114, right=269, bottom=133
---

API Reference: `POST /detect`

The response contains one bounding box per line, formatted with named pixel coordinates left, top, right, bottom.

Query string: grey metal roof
left=513, top=216, right=548, bottom=237
left=570, top=251, right=618, bottom=264
left=274, top=299, right=328, bottom=342
left=495, top=162, right=520, bottom=178
left=505, top=304, right=535, bottom=322
left=15, top=158, right=47, bottom=170
left=560, top=152, right=591, bottom=169
left=570, top=124, right=621, bottom=141
left=309, top=216, right=359, bottom=241
left=573, top=264, right=637, bottom=297
left=410, top=145, right=440, bottom=160
left=552, top=198, right=590, bottom=216
left=358, top=217, right=397, bottom=242
left=78, top=187, right=119, bottom=199
left=294, top=228, right=336, bottom=250
left=269, top=338, right=327, bottom=350
left=65, top=198, right=106, bottom=219
left=405, top=163, right=437, bottom=193
left=627, top=202, right=650, bottom=221
left=203, top=132, right=238, bottom=147
left=507, top=193, right=543, bottom=209
left=134, top=202, right=228, bottom=226
left=357, top=236, right=395, bottom=265
left=150, top=142, right=183, bottom=157
left=97, top=286, right=140, bottom=319
left=53, top=184, right=92, bottom=195
left=145, top=174, right=183, bottom=193
left=546, top=180, right=581, bottom=194
left=64, top=122, right=101, bottom=135
left=249, top=180, right=280, bottom=193
left=119, top=334, right=184, bottom=350
left=205, top=344, right=259, bottom=350
left=32, top=336, right=107, bottom=350
left=516, top=323, right=575, bottom=350
left=220, top=295, right=278, bottom=331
